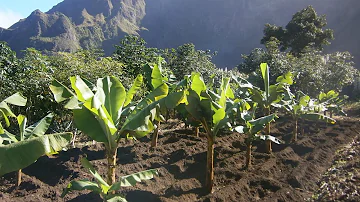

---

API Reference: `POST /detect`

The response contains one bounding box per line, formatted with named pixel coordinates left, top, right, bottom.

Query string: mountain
left=0, top=0, right=360, bottom=68
left=0, top=0, right=146, bottom=54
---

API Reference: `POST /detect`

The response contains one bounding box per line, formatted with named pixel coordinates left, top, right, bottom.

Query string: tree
left=291, top=51, right=358, bottom=97
left=238, top=47, right=358, bottom=98
left=0, top=42, right=18, bottom=73
left=238, top=38, right=292, bottom=85
left=261, top=6, right=334, bottom=56
left=0, top=42, right=19, bottom=99
left=112, top=35, right=160, bottom=77
left=164, top=43, right=219, bottom=83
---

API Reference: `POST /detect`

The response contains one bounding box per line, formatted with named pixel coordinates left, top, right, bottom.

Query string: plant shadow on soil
left=0, top=118, right=360, bottom=201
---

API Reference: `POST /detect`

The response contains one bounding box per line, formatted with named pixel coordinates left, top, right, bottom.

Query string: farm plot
left=0, top=118, right=359, bottom=202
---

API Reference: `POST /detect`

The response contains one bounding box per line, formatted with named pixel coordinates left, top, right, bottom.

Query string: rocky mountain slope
left=0, top=0, right=359, bottom=68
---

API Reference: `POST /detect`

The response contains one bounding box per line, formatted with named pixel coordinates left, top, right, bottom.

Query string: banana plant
left=143, top=58, right=181, bottom=147
left=283, top=92, right=336, bottom=142
left=231, top=74, right=255, bottom=101
left=234, top=104, right=279, bottom=168
left=184, top=73, right=234, bottom=193
left=249, top=63, right=293, bottom=153
left=0, top=92, right=27, bottom=133
left=62, top=158, right=157, bottom=202
left=0, top=113, right=72, bottom=186
left=317, top=90, right=347, bottom=118
left=145, top=60, right=199, bottom=143
left=50, top=75, right=185, bottom=186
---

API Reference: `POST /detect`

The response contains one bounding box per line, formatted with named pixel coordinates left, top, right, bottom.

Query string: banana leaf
left=0, top=132, right=72, bottom=176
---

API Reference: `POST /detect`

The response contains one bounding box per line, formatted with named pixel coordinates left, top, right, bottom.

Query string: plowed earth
left=0, top=116, right=359, bottom=202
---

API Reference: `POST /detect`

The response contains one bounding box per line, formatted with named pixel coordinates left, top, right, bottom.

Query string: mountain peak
left=31, top=9, right=44, bottom=16
left=48, top=0, right=115, bottom=19
left=0, top=0, right=146, bottom=55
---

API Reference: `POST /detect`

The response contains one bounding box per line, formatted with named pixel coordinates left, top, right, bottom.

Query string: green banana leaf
left=135, top=83, right=168, bottom=109
left=191, top=72, right=207, bottom=96
left=72, top=107, right=109, bottom=143
left=24, top=113, right=54, bottom=138
left=251, top=63, right=293, bottom=109
left=17, top=114, right=27, bottom=141
left=109, top=169, right=158, bottom=190
left=260, top=63, right=270, bottom=98
left=0, top=130, right=18, bottom=144
left=0, top=133, right=72, bottom=176
left=0, top=93, right=27, bottom=132
left=121, top=90, right=185, bottom=138
left=1, top=113, right=55, bottom=144
left=300, top=113, right=336, bottom=124
left=50, top=80, right=76, bottom=103
left=3, top=92, right=27, bottom=107
left=234, top=114, right=280, bottom=143
left=62, top=158, right=157, bottom=202
left=124, top=75, right=143, bottom=107
left=231, top=74, right=254, bottom=89
left=62, top=180, right=103, bottom=196
left=276, top=71, right=293, bottom=85
left=185, top=90, right=212, bottom=122
left=248, top=114, right=276, bottom=127
left=70, top=75, right=94, bottom=101
left=96, top=76, right=126, bottom=125
left=150, top=62, right=164, bottom=89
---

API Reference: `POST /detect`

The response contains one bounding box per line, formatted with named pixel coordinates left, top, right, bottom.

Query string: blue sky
left=0, top=0, right=63, bottom=28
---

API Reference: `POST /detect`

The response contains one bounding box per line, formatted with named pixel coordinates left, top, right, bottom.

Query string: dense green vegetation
left=239, top=6, right=359, bottom=97
left=0, top=5, right=359, bottom=201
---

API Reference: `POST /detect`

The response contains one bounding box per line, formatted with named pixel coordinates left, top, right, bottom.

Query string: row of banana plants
left=144, top=62, right=343, bottom=193
left=53, top=62, right=344, bottom=197
left=0, top=61, right=346, bottom=201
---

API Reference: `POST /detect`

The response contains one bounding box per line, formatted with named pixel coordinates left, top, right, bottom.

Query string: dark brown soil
left=1, top=117, right=359, bottom=202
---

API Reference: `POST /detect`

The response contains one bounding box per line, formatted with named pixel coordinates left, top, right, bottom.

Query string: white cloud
left=0, top=8, right=23, bottom=29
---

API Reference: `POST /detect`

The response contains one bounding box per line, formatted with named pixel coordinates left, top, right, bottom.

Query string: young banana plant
left=50, top=75, right=185, bottom=187
left=0, top=113, right=72, bottom=186
left=184, top=73, right=234, bottom=193
left=143, top=58, right=185, bottom=147
left=62, top=158, right=158, bottom=202
left=317, top=90, right=347, bottom=118
left=234, top=104, right=281, bottom=168
left=249, top=63, right=293, bottom=153
left=283, top=92, right=336, bottom=142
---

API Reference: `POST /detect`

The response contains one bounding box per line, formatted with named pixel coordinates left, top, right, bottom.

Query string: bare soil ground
left=0, top=116, right=359, bottom=202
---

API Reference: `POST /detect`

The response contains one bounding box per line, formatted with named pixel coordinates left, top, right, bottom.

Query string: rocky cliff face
left=0, top=0, right=146, bottom=54
left=0, top=0, right=359, bottom=68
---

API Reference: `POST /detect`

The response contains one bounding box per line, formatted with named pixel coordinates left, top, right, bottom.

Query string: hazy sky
left=0, top=0, right=63, bottom=28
